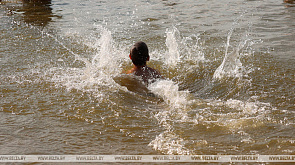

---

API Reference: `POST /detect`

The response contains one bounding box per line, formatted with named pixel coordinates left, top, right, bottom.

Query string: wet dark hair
left=130, top=41, right=149, bottom=66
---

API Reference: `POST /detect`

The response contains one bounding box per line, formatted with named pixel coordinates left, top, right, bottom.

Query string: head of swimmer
left=129, top=41, right=150, bottom=67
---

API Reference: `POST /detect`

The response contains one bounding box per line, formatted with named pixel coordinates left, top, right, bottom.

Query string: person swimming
left=125, top=41, right=162, bottom=85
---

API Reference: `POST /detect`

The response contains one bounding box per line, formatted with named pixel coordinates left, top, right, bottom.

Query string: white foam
left=149, top=79, right=191, bottom=109
left=199, top=98, right=274, bottom=131
left=149, top=131, right=191, bottom=155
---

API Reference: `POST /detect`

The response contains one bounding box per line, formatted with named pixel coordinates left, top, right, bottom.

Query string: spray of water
left=165, top=27, right=181, bottom=66
left=82, top=28, right=123, bottom=85
left=145, top=25, right=279, bottom=155
left=31, top=19, right=278, bottom=155
left=40, top=26, right=127, bottom=94
left=149, top=80, right=188, bottom=108
left=213, top=28, right=249, bottom=80
left=147, top=79, right=194, bottom=155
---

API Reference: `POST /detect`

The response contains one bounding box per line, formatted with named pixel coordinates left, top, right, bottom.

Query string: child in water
left=125, top=41, right=162, bottom=84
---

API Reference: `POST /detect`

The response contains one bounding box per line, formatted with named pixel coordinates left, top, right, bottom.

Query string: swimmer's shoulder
left=123, top=68, right=135, bottom=74
left=146, top=66, right=162, bottom=79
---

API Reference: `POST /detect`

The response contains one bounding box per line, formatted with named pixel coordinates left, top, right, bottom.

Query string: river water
left=1, top=0, right=294, bottom=157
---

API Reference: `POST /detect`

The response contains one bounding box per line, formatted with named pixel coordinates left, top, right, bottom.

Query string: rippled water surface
left=1, top=0, right=294, bottom=157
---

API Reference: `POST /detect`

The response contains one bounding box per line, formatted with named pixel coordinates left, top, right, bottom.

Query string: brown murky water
left=1, top=0, right=294, bottom=159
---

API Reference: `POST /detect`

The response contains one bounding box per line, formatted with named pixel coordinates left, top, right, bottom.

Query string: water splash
left=46, top=27, right=126, bottom=93
left=82, top=28, right=122, bottom=85
left=148, top=79, right=201, bottom=155
left=181, top=33, right=205, bottom=63
left=149, top=79, right=191, bottom=110
left=213, top=28, right=249, bottom=80
left=91, top=29, right=115, bottom=71
left=165, top=27, right=181, bottom=66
